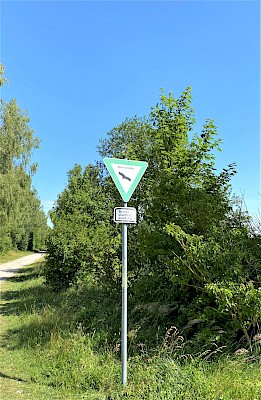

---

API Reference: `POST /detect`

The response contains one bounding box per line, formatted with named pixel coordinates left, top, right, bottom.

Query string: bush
left=45, top=164, right=121, bottom=289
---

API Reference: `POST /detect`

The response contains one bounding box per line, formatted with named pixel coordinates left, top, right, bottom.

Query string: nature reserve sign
left=103, top=158, right=148, bottom=202
left=104, top=157, right=148, bottom=387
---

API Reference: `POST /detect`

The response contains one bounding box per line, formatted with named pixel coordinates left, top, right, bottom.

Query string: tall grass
left=1, top=262, right=261, bottom=399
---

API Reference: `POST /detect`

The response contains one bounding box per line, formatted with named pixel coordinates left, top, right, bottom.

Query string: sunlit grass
left=0, top=249, right=34, bottom=263
left=0, top=261, right=261, bottom=399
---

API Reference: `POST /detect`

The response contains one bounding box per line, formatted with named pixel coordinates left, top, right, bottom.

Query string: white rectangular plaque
left=114, top=207, right=137, bottom=224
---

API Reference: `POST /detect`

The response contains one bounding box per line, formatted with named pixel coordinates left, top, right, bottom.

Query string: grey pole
left=122, top=201, right=128, bottom=386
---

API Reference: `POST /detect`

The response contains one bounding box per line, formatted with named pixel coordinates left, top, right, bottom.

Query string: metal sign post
left=122, top=201, right=128, bottom=386
left=103, top=157, right=148, bottom=386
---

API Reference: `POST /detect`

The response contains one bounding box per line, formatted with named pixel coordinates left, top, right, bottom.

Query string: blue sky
left=1, top=1, right=260, bottom=219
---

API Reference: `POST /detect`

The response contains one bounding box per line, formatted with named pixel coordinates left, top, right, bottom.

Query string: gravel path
left=0, top=253, right=45, bottom=283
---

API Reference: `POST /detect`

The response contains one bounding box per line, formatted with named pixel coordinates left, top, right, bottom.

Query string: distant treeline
left=45, top=87, right=261, bottom=352
left=0, top=65, right=49, bottom=252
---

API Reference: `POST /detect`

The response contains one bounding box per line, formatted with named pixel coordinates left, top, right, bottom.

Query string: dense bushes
left=45, top=165, right=121, bottom=289
left=46, top=87, right=261, bottom=351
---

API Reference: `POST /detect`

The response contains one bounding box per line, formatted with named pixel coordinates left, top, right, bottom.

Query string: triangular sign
left=104, top=158, right=148, bottom=202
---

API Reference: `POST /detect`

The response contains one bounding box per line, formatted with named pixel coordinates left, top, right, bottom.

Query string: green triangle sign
left=104, top=158, right=148, bottom=202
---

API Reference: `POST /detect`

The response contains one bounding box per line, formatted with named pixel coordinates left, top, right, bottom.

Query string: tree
left=0, top=64, right=8, bottom=87
left=98, top=88, right=261, bottom=348
left=98, top=88, right=236, bottom=280
left=0, top=65, right=48, bottom=252
left=47, top=87, right=261, bottom=350
left=0, top=98, right=40, bottom=174
left=45, top=164, right=121, bottom=289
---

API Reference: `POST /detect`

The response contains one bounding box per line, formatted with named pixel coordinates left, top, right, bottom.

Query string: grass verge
left=0, top=262, right=261, bottom=399
left=0, top=250, right=35, bottom=264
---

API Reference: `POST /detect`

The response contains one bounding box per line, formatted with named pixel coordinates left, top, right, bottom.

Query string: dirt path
left=0, top=253, right=45, bottom=283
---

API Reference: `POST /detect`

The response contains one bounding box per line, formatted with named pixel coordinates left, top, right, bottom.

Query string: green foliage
left=0, top=63, right=8, bottom=87
left=0, top=98, right=40, bottom=174
left=45, top=164, right=121, bottom=289
left=162, top=213, right=261, bottom=348
left=0, top=66, right=48, bottom=253
left=206, top=281, right=261, bottom=345
left=46, top=86, right=261, bottom=350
